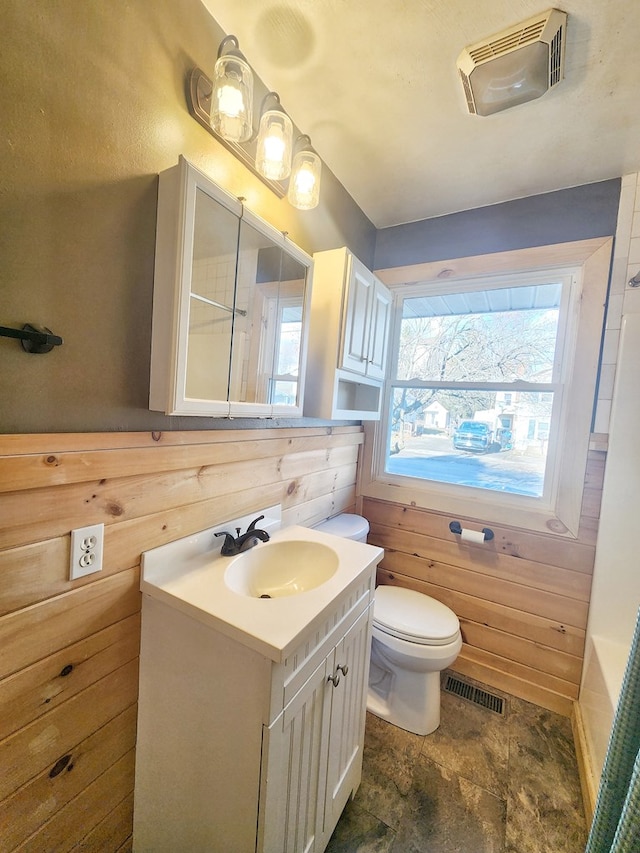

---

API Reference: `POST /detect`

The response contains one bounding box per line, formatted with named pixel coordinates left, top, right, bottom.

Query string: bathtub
left=578, top=634, right=629, bottom=799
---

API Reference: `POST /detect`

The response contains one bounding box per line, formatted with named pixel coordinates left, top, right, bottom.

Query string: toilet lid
left=313, top=513, right=369, bottom=540
left=373, top=586, right=460, bottom=645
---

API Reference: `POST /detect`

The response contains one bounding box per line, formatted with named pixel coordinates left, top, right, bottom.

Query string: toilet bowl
left=369, top=586, right=462, bottom=735
left=312, top=514, right=462, bottom=737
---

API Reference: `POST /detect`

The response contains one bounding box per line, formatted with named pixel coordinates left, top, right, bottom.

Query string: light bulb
left=293, top=165, right=315, bottom=195
left=255, top=104, right=293, bottom=181
left=288, top=146, right=321, bottom=210
left=264, top=127, right=285, bottom=159
left=217, top=84, right=244, bottom=118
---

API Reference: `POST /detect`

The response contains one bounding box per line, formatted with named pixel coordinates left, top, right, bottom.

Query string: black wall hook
left=0, top=324, right=63, bottom=353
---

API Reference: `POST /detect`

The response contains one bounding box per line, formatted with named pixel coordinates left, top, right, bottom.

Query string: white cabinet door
left=340, top=255, right=391, bottom=381
left=340, top=256, right=374, bottom=376
left=321, top=607, right=372, bottom=845
left=258, top=606, right=373, bottom=853
left=366, top=280, right=392, bottom=381
left=258, top=655, right=333, bottom=853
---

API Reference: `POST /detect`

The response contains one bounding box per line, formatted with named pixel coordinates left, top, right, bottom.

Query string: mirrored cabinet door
left=185, top=186, right=239, bottom=404
left=149, top=156, right=312, bottom=418
left=269, top=248, right=309, bottom=416
left=229, top=210, right=311, bottom=417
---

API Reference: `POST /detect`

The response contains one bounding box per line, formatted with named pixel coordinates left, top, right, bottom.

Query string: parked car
left=453, top=421, right=494, bottom=452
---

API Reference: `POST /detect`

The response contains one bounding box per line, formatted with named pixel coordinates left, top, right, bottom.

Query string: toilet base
left=367, top=664, right=442, bottom=736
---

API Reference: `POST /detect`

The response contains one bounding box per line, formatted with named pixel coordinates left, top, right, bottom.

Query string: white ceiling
left=202, top=1, right=640, bottom=229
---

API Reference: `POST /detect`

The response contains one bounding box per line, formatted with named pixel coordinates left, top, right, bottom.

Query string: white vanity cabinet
left=149, top=156, right=313, bottom=418
left=133, top=549, right=376, bottom=853
left=304, top=247, right=392, bottom=420
left=259, top=606, right=371, bottom=853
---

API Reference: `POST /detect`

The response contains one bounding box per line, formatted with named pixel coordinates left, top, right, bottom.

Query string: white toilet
left=313, top=513, right=463, bottom=737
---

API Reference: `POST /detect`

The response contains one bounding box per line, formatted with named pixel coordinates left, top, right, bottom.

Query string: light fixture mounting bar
left=187, top=67, right=286, bottom=199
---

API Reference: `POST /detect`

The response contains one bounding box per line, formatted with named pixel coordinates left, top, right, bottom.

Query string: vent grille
left=444, top=675, right=505, bottom=715
left=469, top=20, right=546, bottom=63
left=458, top=70, right=476, bottom=114
left=549, top=26, right=564, bottom=86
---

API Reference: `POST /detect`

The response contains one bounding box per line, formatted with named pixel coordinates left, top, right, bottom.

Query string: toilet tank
left=313, top=513, right=369, bottom=542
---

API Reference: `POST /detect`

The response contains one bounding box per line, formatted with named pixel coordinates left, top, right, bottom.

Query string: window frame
left=359, top=238, right=613, bottom=538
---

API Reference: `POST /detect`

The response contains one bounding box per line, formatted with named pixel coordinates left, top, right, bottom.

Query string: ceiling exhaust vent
left=457, top=8, right=567, bottom=116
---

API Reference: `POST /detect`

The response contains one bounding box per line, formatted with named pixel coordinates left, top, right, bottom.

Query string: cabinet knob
left=337, top=664, right=349, bottom=677
left=327, top=672, right=341, bottom=687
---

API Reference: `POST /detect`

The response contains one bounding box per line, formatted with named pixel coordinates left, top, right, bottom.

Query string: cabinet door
left=229, top=212, right=312, bottom=418
left=340, top=256, right=374, bottom=376
left=258, top=655, right=333, bottom=853
left=366, top=279, right=392, bottom=381
left=321, top=607, right=372, bottom=844
left=150, top=157, right=242, bottom=416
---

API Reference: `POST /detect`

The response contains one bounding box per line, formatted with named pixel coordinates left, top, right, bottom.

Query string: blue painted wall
left=374, top=179, right=621, bottom=270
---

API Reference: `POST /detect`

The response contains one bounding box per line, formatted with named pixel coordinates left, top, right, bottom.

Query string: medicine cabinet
left=149, top=156, right=313, bottom=417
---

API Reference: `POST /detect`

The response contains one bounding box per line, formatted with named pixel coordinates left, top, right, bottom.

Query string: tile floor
left=326, top=672, right=588, bottom=853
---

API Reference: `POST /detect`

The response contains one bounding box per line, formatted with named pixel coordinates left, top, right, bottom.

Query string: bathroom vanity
left=133, top=510, right=383, bottom=853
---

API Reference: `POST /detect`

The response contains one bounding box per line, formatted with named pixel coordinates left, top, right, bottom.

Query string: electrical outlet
left=70, top=523, right=104, bottom=580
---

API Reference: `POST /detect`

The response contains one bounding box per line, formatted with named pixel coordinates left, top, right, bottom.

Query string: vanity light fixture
left=210, top=35, right=254, bottom=143
left=187, top=38, right=323, bottom=209
left=288, top=135, right=322, bottom=210
left=255, top=92, right=293, bottom=181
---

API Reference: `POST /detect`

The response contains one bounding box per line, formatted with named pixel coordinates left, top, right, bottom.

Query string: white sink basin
left=141, top=512, right=384, bottom=661
left=225, top=540, right=339, bottom=598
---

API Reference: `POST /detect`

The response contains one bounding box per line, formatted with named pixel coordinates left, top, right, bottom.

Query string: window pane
left=276, top=309, right=302, bottom=375
left=270, top=379, right=297, bottom=405
left=397, top=283, right=561, bottom=383
left=385, top=387, right=554, bottom=498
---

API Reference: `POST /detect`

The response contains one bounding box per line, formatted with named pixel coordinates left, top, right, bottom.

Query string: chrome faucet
left=215, top=514, right=270, bottom=556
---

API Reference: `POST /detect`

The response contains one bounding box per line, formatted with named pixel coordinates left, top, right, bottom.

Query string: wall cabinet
left=149, top=156, right=313, bottom=417
left=304, top=247, right=391, bottom=420
left=134, top=568, right=374, bottom=853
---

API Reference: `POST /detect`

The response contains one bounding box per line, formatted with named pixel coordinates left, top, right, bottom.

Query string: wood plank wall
left=0, top=425, right=362, bottom=852
left=362, top=443, right=606, bottom=717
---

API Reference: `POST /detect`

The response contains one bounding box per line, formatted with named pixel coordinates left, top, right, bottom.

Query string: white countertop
left=140, top=519, right=383, bottom=662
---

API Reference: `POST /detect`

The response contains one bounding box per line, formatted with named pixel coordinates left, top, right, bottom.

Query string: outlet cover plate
left=70, top=523, right=104, bottom=580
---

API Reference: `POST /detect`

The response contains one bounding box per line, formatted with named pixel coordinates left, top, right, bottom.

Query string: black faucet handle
left=246, top=514, right=265, bottom=532
left=215, top=530, right=236, bottom=554
left=215, top=530, right=233, bottom=539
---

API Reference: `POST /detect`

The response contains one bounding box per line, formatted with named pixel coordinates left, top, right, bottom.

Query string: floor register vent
left=444, top=675, right=505, bottom=715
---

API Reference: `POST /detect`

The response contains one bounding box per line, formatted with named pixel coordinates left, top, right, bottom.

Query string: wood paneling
left=0, top=425, right=362, bottom=852
left=362, top=447, right=605, bottom=716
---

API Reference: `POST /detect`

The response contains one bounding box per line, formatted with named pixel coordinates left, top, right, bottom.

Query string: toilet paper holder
left=449, top=520, right=494, bottom=542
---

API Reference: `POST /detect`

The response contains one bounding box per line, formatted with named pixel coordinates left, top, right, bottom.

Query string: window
left=270, top=300, right=303, bottom=405
left=360, top=239, right=612, bottom=537
left=382, top=273, right=570, bottom=500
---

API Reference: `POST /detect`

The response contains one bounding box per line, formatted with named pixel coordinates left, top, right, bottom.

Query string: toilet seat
left=373, top=586, right=460, bottom=646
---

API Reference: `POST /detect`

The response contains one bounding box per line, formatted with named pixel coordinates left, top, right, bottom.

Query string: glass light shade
left=469, top=42, right=549, bottom=116
left=210, top=53, right=254, bottom=142
left=255, top=109, right=293, bottom=180
left=287, top=149, right=321, bottom=210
